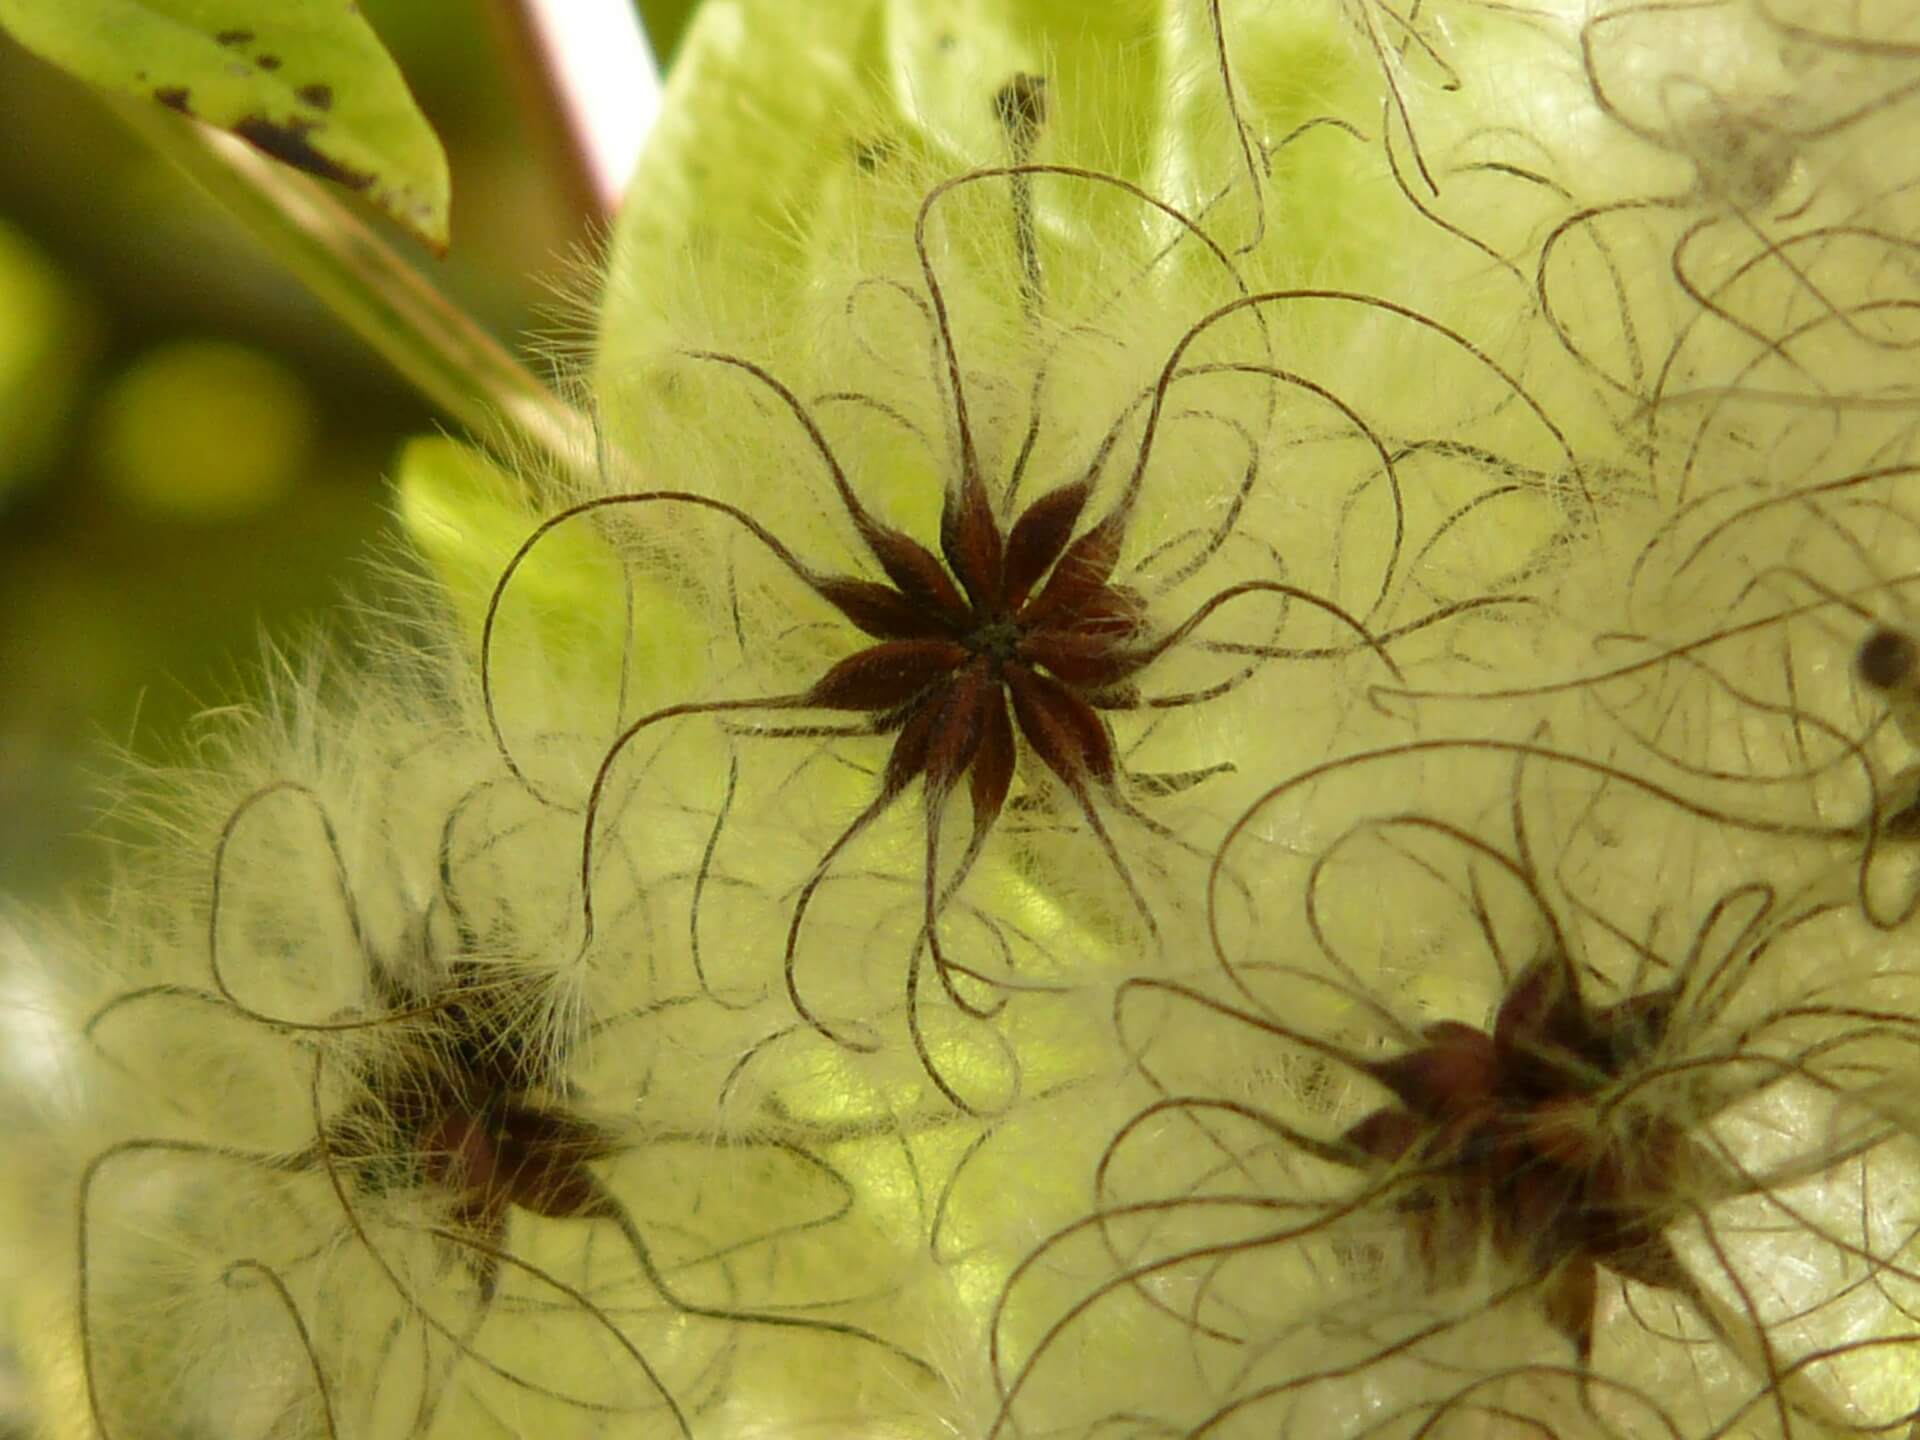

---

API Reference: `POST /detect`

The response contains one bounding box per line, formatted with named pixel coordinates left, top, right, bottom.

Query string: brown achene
left=324, top=956, right=622, bottom=1300
left=1344, top=950, right=1695, bottom=1364
left=771, top=415, right=1169, bottom=939
left=76, top=781, right=930, bottom=1440
left=481, top=161, right=1420, bottom=1110
left=986, top=792, right=1907, bottom=1437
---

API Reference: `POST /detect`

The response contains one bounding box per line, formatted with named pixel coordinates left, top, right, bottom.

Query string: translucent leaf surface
left=395, top=435, right=707, bottom=714
left=593, top=0, right=1401, bottom=459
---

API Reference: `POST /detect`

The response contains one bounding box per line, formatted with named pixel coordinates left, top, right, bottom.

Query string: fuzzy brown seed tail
left=806, top=640, right=970, bottom=712
left=1006, top=665, right=1119, bottom=788
left=941, top=469, right=1008, bottom=610
left=1001, top=480, right=1092, bottom=609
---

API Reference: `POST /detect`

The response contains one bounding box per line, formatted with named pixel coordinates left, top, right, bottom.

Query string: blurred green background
left=0, top=0, right=696, bottom=909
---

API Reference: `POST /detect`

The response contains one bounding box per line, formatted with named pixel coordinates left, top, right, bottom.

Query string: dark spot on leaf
left=215, top=28, right=253, bottom=46
left=935, top=32, right=956, bottom=52
left=257, top=54, right=282, bottom=71
left=297, top=83, right=334, bottom=112
left=233, top=116, right=371, bottom=192
left=154, top=87, right=192, bottom=114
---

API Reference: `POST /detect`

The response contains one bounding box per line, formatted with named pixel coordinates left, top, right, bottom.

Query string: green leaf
left=594, top=0, right=1386, bottom=427
left=396, top=436, right=616, bottom=655
left=0, top=0, right=450, bottom=248
left=600, top=0, right=888, bottom=363
left=394, top=436, right=707, bottom=709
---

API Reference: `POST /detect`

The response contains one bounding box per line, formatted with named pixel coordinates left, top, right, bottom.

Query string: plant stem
left=111, top=97, right=599, bottom=492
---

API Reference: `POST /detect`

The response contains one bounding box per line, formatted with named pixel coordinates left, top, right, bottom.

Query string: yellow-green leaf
left=394, top=435, right=707, bottom=712
left=0, top=0, right=450, bottom=248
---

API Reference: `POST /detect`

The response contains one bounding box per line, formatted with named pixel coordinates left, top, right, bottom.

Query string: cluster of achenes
left=8, top=1, right=1920, bottom=1436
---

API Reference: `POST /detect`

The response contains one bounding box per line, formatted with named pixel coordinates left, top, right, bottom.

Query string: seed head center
left=965, top=616, right=1023, bottom=665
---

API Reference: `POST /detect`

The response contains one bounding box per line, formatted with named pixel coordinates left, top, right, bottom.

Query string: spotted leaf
left=0, top=0, right=450, bottom=247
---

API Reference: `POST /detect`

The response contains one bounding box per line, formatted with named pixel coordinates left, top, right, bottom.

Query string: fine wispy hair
left=985, top=769, right=1920, bottom=1438
left=14, top=1, right=1920, bottom=1436
left=1539, top=0, right=1920, bottom=504
left=480, top=0, right=1613, bottom=1125
left=1376, top=0, right=1920, bottom=940
left=21, top=646, right=938, bottom=1439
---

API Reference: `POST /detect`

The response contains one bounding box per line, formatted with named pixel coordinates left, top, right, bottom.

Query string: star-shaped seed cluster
left=328, top=960, right=618, bottom=1299
left=1343, top=955, right=1700, bottom=1359
left=801, top=464, right=1148, bottom=866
